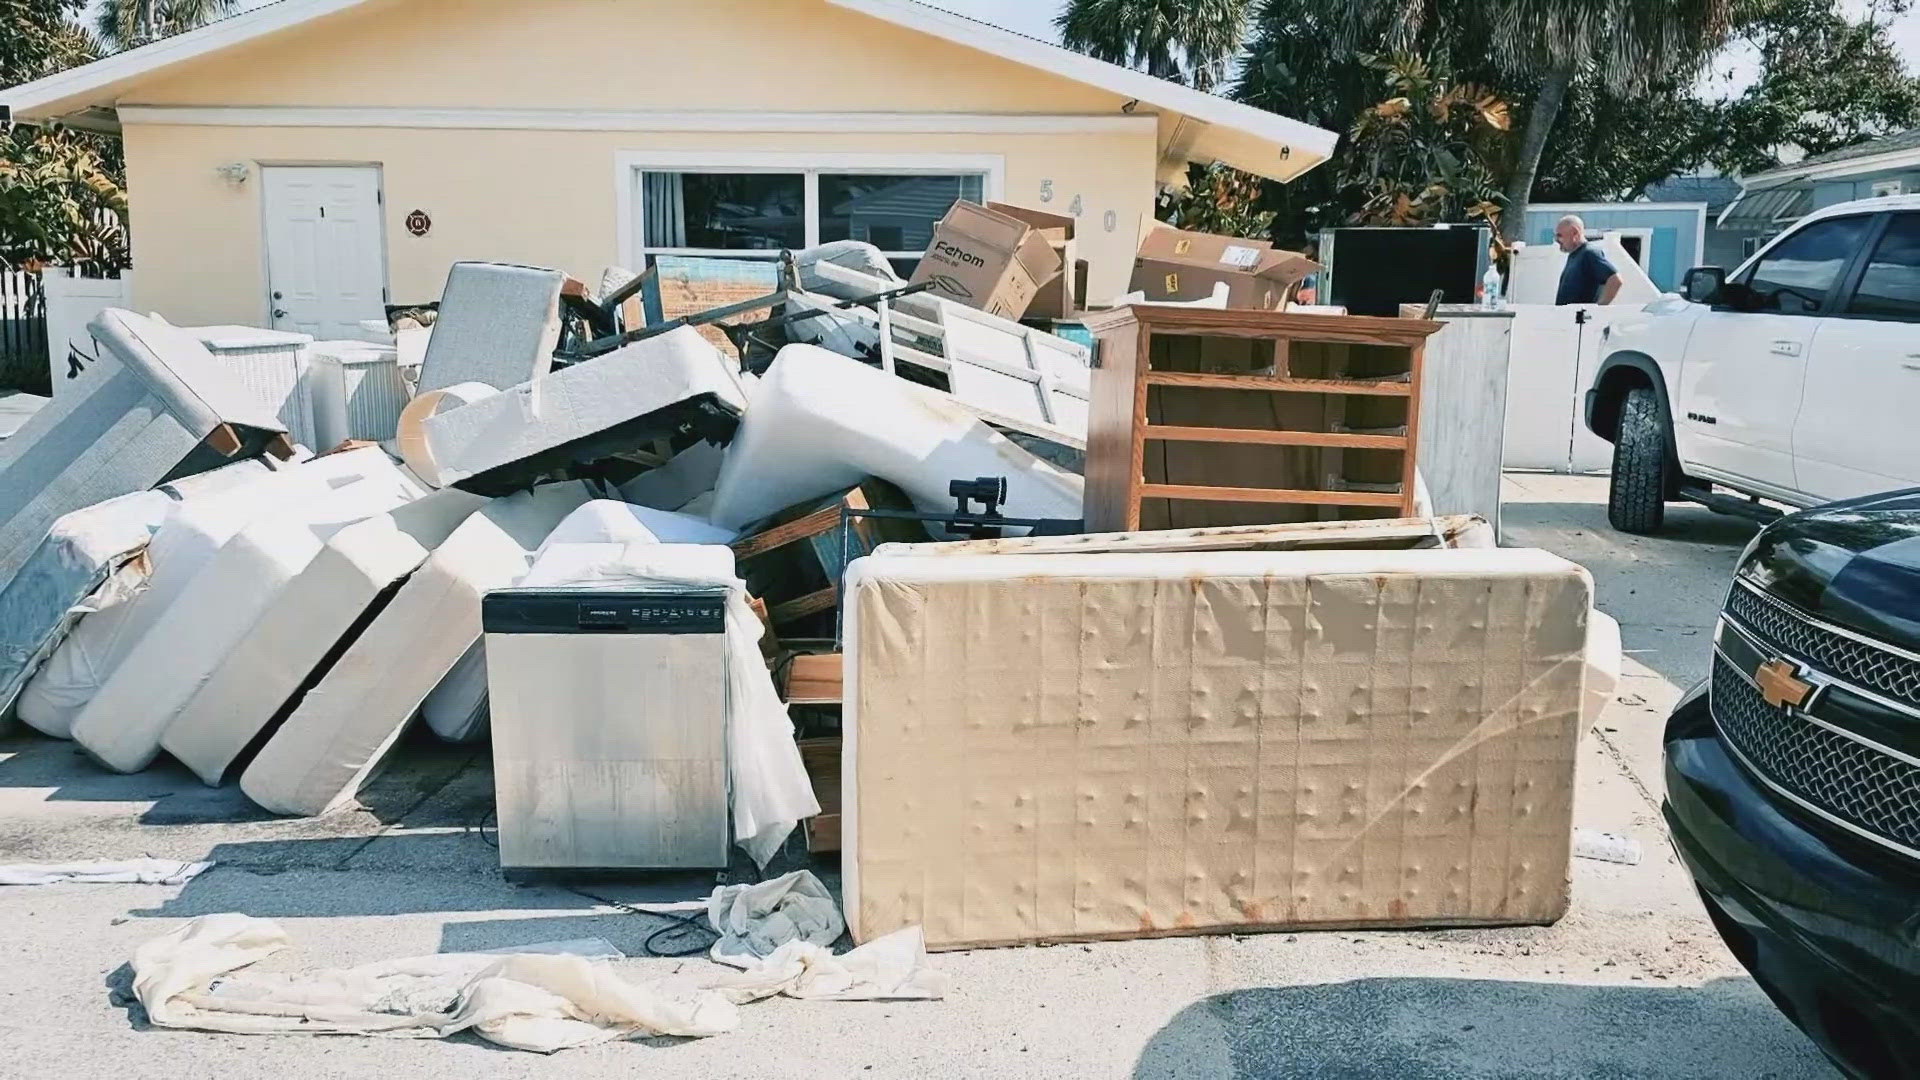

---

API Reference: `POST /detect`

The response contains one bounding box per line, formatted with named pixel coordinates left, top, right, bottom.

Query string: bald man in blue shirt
left=1554, top=215, right=1623, bottom=305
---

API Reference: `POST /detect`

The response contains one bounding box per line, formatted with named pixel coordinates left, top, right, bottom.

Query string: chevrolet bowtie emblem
left=1757, top=659, right=1815, bottom=710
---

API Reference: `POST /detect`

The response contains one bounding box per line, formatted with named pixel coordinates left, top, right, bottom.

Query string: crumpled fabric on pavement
left=0, top=859, right=212, bottom=886
left=705, top=870, right=845, bottom=964
left=129, top=903, right=945, bottom=1053
left=131, top=914, right=738, bottom=1053
left=708, top=927, right=947, bottom=1003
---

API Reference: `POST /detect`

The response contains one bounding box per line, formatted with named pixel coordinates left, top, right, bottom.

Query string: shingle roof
left=1639, top=175, right=1742, bottom=209
left=1789, top=127, right=1920, bottom=170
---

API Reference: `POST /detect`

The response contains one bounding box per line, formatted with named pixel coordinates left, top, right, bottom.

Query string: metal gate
left=0, top=271, right=50, bottom=395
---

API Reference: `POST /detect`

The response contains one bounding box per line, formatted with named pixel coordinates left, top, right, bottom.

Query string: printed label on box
left=1220, top=245, right=1262, bottom=269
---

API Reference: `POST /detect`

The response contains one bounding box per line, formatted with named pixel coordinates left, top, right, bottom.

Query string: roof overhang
left=1743, top=142, right=1920, bottom=188
left=827, top=0, right=1337, bottom=183
left=1, top=0, right=1337, bottom=186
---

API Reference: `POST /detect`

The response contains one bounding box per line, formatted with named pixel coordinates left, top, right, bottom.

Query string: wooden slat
left=769, top=587, right=838, bottom=625
left=799, top=737, right=841, bottom=854
left=731, top=504, right=841, bottom=560
left=783, top=652, right=843, bottom=705
left=1143, top=371, right=1411, bottom=396
left=1139, top=483, right=1405, bottom=507
left=1143, top=425, right=1408, bottom=451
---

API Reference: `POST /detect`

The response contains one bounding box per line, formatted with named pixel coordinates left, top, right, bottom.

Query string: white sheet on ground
left=707, top=927, right=946, bottom=1003
left=19, top=451, right=401, bottom=738
left=420, top=500, right=734, bottom=743
left=131, top=914, right=738, bottom=1052
left=705, top=870, right=844, bottom=965
left=709, top=344, right=1082, bottom=532
left=514, top=541, right=818, bottom=866
left=241, top=482, right=599, bottom=816
left=0, top=859, right=211, bottom=886
left=71, top=448, right=427, bottom=774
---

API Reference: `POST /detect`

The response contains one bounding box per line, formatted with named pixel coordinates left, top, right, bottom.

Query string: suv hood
left=1737, top=489, right=1920, bottom=651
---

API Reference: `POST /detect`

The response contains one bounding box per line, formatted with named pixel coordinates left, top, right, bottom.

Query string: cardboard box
left=987, top=202, right=1080, bottom=319
left=1130, top=223, right=1319, bottom=310
left=843, top=547, right=1596, bottom=950
left=911, top=201, right=1062, bottom=320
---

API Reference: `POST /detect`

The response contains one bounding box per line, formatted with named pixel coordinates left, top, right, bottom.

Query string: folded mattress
left=420, top=499, right=736, bottom=743
left=405, top=326, right=748, bottom=496
left=414, top=262, right=562, bottom=397
left=0, top=459, right=277, bottom=732
left=0, top=309, right=288, bottom=590
left=709, top=344, right=1082, bottom=532
left=18, top=451, right=373, bottom=737
left=162, top=487, right=490, bottom=785
left=71, top=448, right=427, bottom=774
left=842, top=548, right=1597, bottom=950
left=240, top=481, right=599, bottom=816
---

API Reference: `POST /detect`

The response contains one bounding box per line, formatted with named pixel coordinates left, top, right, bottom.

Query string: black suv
left=1666, top=489, right=1920, bottom=1078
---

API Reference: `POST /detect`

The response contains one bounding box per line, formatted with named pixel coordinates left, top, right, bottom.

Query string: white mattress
left=18, top=452, right=373, bottom=737
left=614, top=440, right=726, bottom=512
left=405, top=326, right=748, bottom=491
left=709, top=344, right=1082, bottom=531
left=240, top=481, right=599, bottom=816
left=71, top=449, right=427, bottom=774
left=161, top=487, right=489, bottom=785
left=1, top=459, right=278, bottom=733
left=420, top=499, right=734, bottom=743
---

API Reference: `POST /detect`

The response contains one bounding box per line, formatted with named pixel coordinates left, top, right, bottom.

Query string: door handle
left=272, top=309, right=288, bottom=319
left=1770, top=340, right=1802, bottom=357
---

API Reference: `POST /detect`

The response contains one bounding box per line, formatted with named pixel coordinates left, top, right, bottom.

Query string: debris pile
left=0, top=201, right=1622, bottom=966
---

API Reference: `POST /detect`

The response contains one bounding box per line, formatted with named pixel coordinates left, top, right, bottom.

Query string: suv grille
left=1713, top=657, right=1920, bottom=854
left=1726, top=583, right=1920, bottom=711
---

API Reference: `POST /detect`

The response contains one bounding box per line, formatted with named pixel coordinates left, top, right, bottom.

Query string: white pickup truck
left=1585, top=194, right=1920, bottom=532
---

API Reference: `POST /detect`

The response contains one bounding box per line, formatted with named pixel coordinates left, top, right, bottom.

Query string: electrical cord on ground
left=565, top=885, right=719, bottom=958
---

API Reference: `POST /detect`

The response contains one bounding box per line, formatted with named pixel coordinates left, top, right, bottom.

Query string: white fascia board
left=824, top=0, right=1339, bottom=172
left=0, top=0, right=381, bottom=119
left=115, top=105, right=1157, bottom=134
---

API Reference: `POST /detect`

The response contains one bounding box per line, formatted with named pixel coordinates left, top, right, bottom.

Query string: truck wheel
left=1608, top=387, right=1667, bottom=533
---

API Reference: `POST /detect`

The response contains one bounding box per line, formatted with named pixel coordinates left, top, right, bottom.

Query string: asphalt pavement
left=0, top=474, right=1836, bottom=1079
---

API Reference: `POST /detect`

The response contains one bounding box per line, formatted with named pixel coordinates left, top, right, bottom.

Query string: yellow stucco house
left=1, top=0, right=1334, bottom=336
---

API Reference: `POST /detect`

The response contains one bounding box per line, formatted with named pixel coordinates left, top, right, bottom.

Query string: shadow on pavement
left=1134, top=975, right=1833, bottom=1080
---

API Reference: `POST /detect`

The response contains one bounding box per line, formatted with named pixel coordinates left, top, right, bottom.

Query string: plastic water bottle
left=1481, top=263, right=1504, bottom=310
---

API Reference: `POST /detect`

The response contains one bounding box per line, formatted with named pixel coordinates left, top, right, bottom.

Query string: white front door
left=261, top=166, right=387, bottom=339
left=1676, top=212, right=1876, bottom=499
left=1795, top=211, right=1920, bottom=501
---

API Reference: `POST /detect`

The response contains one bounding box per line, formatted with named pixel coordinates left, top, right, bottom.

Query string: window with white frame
left=638, top=168, right=987, bottom=277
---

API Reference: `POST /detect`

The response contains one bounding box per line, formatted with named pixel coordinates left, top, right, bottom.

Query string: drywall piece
left=709, top=344, right=1082, bottom=532
left=876, top=514, right=1496, bottom=558
left=17, top=451, right=367, bottom=737
left=71, top=449, right=427, bottom=774
left=241, top=482, right=598, bottom=816
left=421, top=499, right=734, bottom=743
left=414, top=262, right=563, bottom=397
left=410, top=326, right=748, bottom=496
left=0, top=459, right=276, bottom=731
left=842, top=548, right=1596, bottom=950
left=1403, top=306, right=1512, bottom=530
left=162, top=487, right=490, bottom=786
left=616, top=441, right=728, bottom=512
left=0, top=308, right=287, bottom=591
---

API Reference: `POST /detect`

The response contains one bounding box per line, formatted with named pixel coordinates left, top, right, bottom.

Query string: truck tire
left=1608, top=386, right=1667, bottom=533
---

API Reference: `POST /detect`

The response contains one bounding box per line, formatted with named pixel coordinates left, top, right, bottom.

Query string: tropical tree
left=1311, top=0, right=1735, bottom=240
left=1159, top=163, right=1277, bottom=239
left=1055, top=0, right=1255, bottom=90
left=94, top=0, right=236, bottom=52
left=1341, top=54, right=1510, bottom=232
left=2, top=0, right=96, bottom=84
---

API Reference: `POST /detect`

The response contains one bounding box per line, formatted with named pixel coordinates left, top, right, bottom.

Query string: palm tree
left=95, top=0, right=236, bottom=52
left=1056, top=0, right=1255, bottom=91
left=1312, top=0, right=1733, bottom=239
